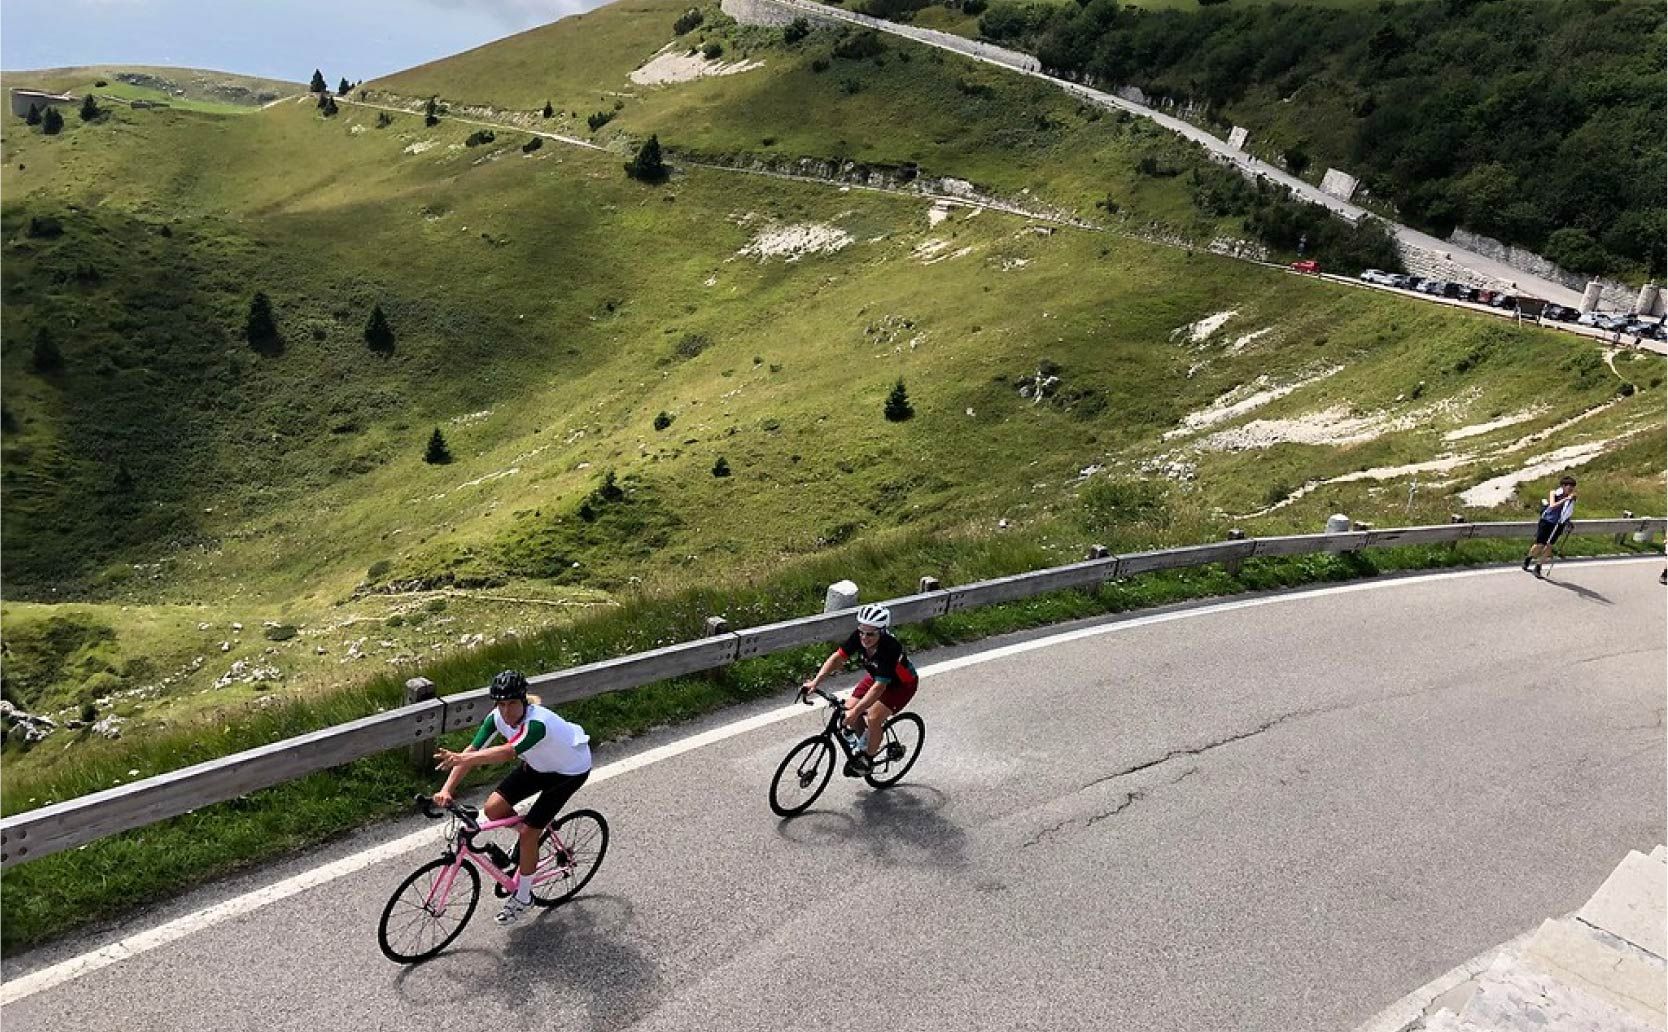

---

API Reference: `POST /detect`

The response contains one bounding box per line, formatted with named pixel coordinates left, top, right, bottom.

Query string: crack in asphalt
left=1081, top=711, right=1304, bottom=792
left=1022, top=767, right=1199, bottom=847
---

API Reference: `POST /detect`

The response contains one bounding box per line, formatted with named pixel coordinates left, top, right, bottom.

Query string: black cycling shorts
left=1534, top=518, right=1561, bottom=545
left=494, top=763, right=589, bottom=829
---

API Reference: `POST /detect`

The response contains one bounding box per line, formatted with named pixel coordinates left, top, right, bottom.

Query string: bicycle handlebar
left=799, top=685, right=841, bottom=707
left=413, top=794, right=481, bottom=832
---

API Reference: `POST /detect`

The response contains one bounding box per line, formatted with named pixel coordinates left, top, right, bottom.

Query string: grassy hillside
left=2, top=65, right=297, bottom=112
left=0, top=0, right=1661, bottom=771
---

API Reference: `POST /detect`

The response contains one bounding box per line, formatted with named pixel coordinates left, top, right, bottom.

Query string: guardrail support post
left=918, top=576, right=941, bottom=592
left=405, top=677, right=436, bottom=771
left=1224, top=528, right=1246, bottom=576
left=824, top=580, right=859, bottom=613
left=1087, top=545, right=1110, bottom=559
left=1617, top=511, right=1633, bottom=547
left=1449, top=513, right=1466, bottom=553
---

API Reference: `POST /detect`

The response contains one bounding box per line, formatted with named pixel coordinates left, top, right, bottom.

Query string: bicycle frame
left=802, top=687, right=906, bottom=766
left=422, top=810, right=570, bottom=912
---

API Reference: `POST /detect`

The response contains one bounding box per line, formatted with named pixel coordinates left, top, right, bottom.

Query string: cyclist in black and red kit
left=802, top=604, right=919, bottom=776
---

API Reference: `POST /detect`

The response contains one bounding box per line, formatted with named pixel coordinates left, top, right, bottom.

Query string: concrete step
left=1454, top=953, right=1658, bottom=1032
left=1575, top=850, right=1666, bottom=959
left=1519, top=917, right=1666, bottom=1029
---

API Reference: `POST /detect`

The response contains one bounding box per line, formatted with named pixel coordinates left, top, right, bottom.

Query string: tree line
left=968, top=0, right=1664, bottom=278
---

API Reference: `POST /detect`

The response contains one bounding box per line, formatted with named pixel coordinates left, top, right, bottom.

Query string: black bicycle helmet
left=489, top=669, right=529, bottom=701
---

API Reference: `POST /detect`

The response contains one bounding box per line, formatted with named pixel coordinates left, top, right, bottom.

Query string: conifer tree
left=79, top=94, right=100, bottom=121
left=364, top=304, right=394, bottom=352
left=424, top=428, right=452, bottom=464
left=24, top=103, right=41, bottom=126
left=625, top=135, right=668, bottom=182
left=310, top=69, right=327, bottom=93
left=30, top=328, right=63, bottom=373
left=246, top=291, right=280, bottom=353
left=884, top=378, right=915, bottom=422
left=41, top=106, right=64, bottom=135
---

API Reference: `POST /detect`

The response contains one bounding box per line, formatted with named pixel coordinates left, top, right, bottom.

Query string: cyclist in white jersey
left=434, top=669, right=592, bottom=925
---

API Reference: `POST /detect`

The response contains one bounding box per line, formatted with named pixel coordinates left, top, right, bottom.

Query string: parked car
left=1291, top=259, right=1320, bottom=274
left=1476, top=289, right=1496, bottom=305
left=1359, top=269, right=1395, bottom=286
left=1388, top=273, right=1414, bottom=289
left=1491, top=293, right=1516, bottom=309
left=1419, top=279, right=1447, bottom=296
left=1576, top=310, right=1604, bottom=327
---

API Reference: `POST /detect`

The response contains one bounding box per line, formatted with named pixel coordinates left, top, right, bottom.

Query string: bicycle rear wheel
left=865, top=712, right=924, bottom=789
left=770, top=735, right=836, bottom=817
left=377, top=857, right=479, bottom=964
left=520, top=809, right=610, bottom=907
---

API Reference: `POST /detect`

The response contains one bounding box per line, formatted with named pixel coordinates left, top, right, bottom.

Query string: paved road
left=740, top=0, right=1593, bottom=310
left=3, top=561, right=1663, bottom=1032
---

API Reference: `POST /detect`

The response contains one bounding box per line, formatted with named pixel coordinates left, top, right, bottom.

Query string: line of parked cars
left=1357, top=269, right=1667, bottom=341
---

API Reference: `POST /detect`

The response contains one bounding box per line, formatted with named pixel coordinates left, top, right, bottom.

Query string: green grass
left=0, top=65, right=297, bottom=109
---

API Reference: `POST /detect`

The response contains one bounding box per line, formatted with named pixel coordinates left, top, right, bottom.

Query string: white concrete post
left=824, top=580, right=859, bottom=613
left=1325, top=513, right=1352, bottom=534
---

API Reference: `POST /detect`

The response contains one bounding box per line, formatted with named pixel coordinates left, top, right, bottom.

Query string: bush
left=424, top=598, right=448, bottom=613
left=784, top=17, right=811, bottom=44
left=25, top=215, right=62, bottom=238
left=653, top=411, right=674, bottom=431
left=367, top=560, right=392, bottom=581
left=675, top=333, right=711, bottom=359
left=702, top=40, right=724, bottom=59
left=522, top=137, right=542, bottom=153
left=839, top=77, right=864, bottom=95
left=673, top=8, right=704, bottom=34
left=263, top=625, right=298, bottom=641
left=832, top=30, right=886, bottom=60
left=24, top=104, right=41, bottom=126
left=624, top=135, right=668, bottom=182
left=364, top=303, right=395, bottom=352
left=962, top=0, right=987, bottom=12
left=542, top=101, right=554, bottom=118
left=375, top=111, right=393, bottom=128
left=811, top=58, right=831, bottom=73
left=424, top=428, right=453, bottom=465
left=1264, top=481, right=1294, bottom=507
left=41, top=107, right=64, bottom=135
left=79, top=701, right=97, bottom=723
left=246, top=291, right=281, bottom=354
left=884, top=379, right=915, bottom=422
left=423, top=96, right=439, bottom=127
left=587, top=110, right=615, bottom=131
left=30, top=328, right=63, bottom=373
left=712, top=456, right=732, bottom=477
left=79, top=95, right=101, bottom=122
left=465, top=129, right=495, bottom=147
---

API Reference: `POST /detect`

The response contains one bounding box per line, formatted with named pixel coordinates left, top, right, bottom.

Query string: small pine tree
left=598, top=469, right=624, bottom=502
left=79, top=94, right=100, bottom=121
left=337, top=77, right=351, bottom=96
left=625, top=135, right=668, bottom=182
left=541, top=100, right=554, bottom=118
left=424, top=96, right=440, bottom=127
left=246, top=291, right=280, bottom=353
left=364, top=304, right=395, bottom=352
left=424, top=428, right=452, bottom=465
left=41, top=106, right=64, bottom=135
left=30, top=328, right=63, bottom=373
left=884, top=378, right=915, bottom=422
left=322, top=96, right=339, bottom=117
left=310, top=69, right=327, bottom=93
left=24, top=103, right=41, bottom=126
left=711, top=456, right=731, bottom=478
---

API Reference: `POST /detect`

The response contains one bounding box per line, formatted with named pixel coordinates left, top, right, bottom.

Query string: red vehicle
left=1290, top=259, right=1320, bottom=274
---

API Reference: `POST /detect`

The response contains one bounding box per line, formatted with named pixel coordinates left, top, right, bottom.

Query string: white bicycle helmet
left=856, top=603, right=891, bottom=630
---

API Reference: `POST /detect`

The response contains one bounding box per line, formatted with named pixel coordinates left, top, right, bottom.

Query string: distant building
left=10, top=89, right=76, bottom=119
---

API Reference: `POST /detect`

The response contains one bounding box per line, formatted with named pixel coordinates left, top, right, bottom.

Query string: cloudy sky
left=1, top=0, right=612, bottom=83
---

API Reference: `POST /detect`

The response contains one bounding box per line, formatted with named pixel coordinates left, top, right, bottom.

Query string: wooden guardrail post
left=1224, top=528, right=1246, bottom=576
left=405, top=677, right=436, bottom=771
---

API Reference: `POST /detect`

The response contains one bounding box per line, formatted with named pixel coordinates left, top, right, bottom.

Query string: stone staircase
left=1418, top=846, right=1666, bottom=1032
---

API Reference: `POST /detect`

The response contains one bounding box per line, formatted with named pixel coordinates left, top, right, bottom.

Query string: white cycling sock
left=514, top=873, right=532, bottom=903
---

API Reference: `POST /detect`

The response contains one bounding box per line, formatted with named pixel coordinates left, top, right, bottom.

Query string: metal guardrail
left=1, top=518, right=1660, bottom=868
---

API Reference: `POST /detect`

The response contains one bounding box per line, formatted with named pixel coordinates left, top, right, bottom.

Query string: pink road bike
left=377, top=795, right=609, bottom=963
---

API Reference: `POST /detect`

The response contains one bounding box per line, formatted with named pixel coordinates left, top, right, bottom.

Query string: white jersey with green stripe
left=473, top=703, right=592, bottom=775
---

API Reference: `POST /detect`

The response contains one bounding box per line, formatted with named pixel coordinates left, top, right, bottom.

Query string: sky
left=1, top=0, right=615, bottom=83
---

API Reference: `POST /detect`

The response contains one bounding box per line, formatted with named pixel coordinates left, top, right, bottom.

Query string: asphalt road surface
left=4, top=560, right=1663, bottom=1032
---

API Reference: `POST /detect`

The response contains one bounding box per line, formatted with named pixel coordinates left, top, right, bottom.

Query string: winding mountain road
left=2, top=560, right=1662, bottom=1031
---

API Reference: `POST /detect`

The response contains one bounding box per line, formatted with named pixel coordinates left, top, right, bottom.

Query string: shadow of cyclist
left=505, top=894, right=661, bottom=1030
left=775, top=783, right=969, bottom=873
left=1541, top=575, right=1613, bottom=605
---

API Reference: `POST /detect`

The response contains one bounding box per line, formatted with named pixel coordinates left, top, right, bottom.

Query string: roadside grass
left=2, top=529, right=1658, bottom=953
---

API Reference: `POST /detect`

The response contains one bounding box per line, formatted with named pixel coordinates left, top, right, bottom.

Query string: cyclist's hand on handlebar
left=799, top=680, right=818, bottom=703
left=433, top=789, right=454, bottom=808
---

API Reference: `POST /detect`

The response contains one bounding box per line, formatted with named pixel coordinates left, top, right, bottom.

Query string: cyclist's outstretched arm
left=802, top=648, right=846, bottom=695
left=434, top=715, right=502, bottom=801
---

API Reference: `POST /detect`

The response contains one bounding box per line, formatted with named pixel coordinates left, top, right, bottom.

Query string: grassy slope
left=0, top=0, right=1662, bottom=765
left=1, top=65, right=298, bottom=109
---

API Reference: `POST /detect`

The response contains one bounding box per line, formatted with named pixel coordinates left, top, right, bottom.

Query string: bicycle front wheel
left=377, top=857, right=480, bottom=964
left=521, top=809, right=610, bottom=908
left=770, top=735, right=836, bottom=817
left=865, top=712, right=924, bottom=789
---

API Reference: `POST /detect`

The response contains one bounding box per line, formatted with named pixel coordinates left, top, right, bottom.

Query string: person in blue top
left=1523, top=475, right=1576, bottom=578
left=432, top=670, right=592, bottom=925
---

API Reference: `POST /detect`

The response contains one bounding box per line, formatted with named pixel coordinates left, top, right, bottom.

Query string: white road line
left=2, top=558, right=1656, bottom=1003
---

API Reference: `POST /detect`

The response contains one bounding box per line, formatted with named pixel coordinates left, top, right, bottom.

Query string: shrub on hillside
left=30, top=328, right=63, bottom=373
left=674, top=333, right=710, bottom=358
left=245, top=291, right=281, bottom=354
left=712, top=456, right=731, bottom=477
left=26, top=215, right=62, bottom=238
left=263, top=625, right=298, bottom=641
left=542, top=100, right=554, bottom=118
left=653, top=411, right=673, bottom=431
left=41, top=106, right=64, bottom=135
left=832, top=30, right=886, bottom=60
left=337, top=77, right=351, bottom=96
left=702, top=41, right=724, bottom=59
left=673, top=8, right=704, bottom=34
left=375, top=111, right=393, bottom=128
left=24, top=103, right=41, bottom=126
left=884, top=379, right=915, bottom=422
left=317, top=95, right=339, bottom=116
left=522, top=137, right=542, bottom=153
left=79, top=95, right=101, bottom=122
left=309, top=69, right=327, bottom=92
left=587, top=110, right=615, bottom=131
left=625, top=135, right=668, bottom=182
left=811, top=58, right=831, bottom=73
left=424, top=428, right=452, bottom=465
left=465, top=129, right=495, bottom=146
left=783, top=18, right=811, bottom=44
left=364, top=303, right=395, bottom=352
left=424, top=96, right=440, bottom=127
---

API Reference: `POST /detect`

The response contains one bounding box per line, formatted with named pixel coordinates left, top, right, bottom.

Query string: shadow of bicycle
left=390, top=894, right=660, bottom=1031
left=775, top=783, right=969, bottom=873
